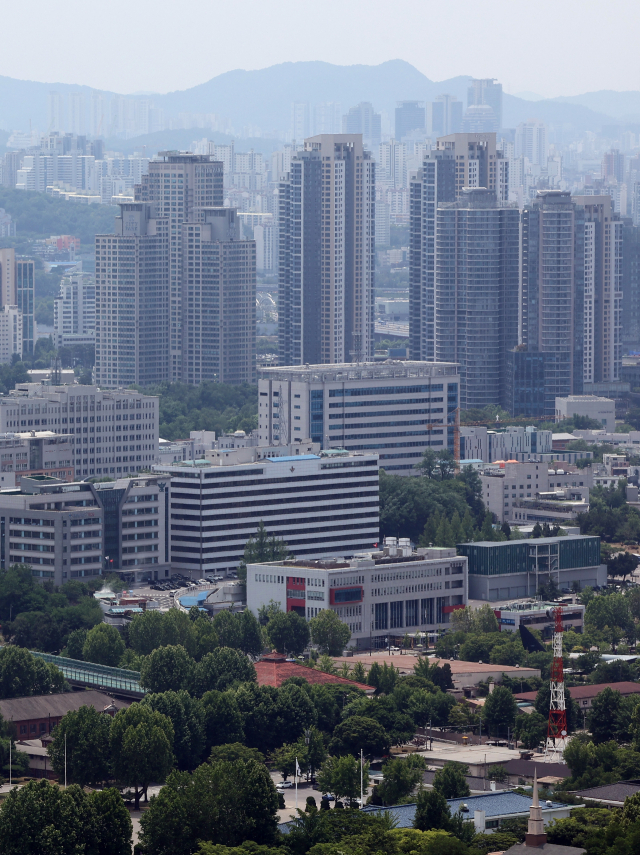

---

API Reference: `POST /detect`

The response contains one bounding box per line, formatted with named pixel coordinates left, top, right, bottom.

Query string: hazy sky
left=3, top=0, right=639, bottom=97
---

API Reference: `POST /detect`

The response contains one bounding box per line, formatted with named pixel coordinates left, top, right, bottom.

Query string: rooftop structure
left=495, top=601, right=585, bottom=638
left=515, top=681, right=640, bottom=711
left=255, top=651, right=374, bottom=693
left=0, top=690, right=129, bottom=739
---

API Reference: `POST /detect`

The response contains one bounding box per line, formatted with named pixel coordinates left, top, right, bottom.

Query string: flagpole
left=295, top=757, right=298, bottom=812
left=360, top=748, right=363, bottom=808
left=9, top=738, right=11, bottom=788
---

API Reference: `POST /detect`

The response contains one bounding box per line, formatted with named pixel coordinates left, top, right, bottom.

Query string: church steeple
left=524, top=768, right=547, bottom=847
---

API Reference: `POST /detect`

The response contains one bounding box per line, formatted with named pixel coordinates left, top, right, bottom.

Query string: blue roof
left=266, top=455, right=320, bottom=462
left=179, top=591, right=209, bottom=607
left=360, top=792, right=568, bottom=828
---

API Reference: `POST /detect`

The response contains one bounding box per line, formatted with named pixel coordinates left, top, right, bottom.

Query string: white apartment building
left=258, top=361, right=460, bottom=474
left=555, top=395, right=615, bottom=433
left=0, top=384, right=158, bottom=480
left=153, top=446, right=379, bottom=577
left=247, top=540, right=468, bottom=650
left=54, top=269, right=95, bottom=348
left=0, top=306, right=22, bottom=363
left=515, top=121, right=548, bottom=166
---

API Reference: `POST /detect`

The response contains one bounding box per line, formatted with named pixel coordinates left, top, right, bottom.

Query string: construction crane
left=545, top=606, right=567, bottom=761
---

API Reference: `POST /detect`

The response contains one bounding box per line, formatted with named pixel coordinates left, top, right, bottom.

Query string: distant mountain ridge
left=0, top=60, right=631, bottom=138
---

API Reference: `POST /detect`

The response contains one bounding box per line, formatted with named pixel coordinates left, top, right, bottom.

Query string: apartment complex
left=54, top=267, right=96, bottom=348
left=458, top=535, right=605, bottom=601
left=0, top=248, right=34, bottom=356
left=257, top=361, right=460, bottom=473
left=0, top=384, right=158, bottom=480
left=153, top=446, right=379, bottom=575
left=460, top=425, right=553, bottom=463
left=434, top=188, right=520, bottom=409
left=134, top=152, right=224, bottom=382
left=278, top=135, right=375, bottom=366
left=0, top=476, right=103, bottom=584
left=247, top=541, right=468, bottom=650
left=435, top=133, right=509, bottom=202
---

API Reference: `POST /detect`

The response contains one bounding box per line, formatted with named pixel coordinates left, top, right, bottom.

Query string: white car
left=279, top=780, right=293, bottom=788
left=197, top=579, right=209, bottom=585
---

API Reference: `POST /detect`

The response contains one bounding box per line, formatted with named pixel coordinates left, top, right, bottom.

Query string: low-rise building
left=457, top=535, right=605, bottom=601
left=0, top=690, right=128, bottom=740
left=153, top=445, right=380, bottom=577
left=460, top=426, right=553, bottom=464
left=555, top=395, right=615, bottom=433
left=255, top=651, right=374, bottom=693
left=515, top=681, right=640, bottom=712
left=0, top=430, right=73, bottom=486
left=247, top=541, right=467, bottom=650
left=494, top=601, right=585, bottom=638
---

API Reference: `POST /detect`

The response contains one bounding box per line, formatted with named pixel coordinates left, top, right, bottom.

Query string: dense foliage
left=0, top=187, right=116, bottom=245
left=134, top=381, right=258, bottom=440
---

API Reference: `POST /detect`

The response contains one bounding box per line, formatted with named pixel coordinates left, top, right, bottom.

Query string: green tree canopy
left=309, top=610, right=351, bottom=655
left=414, top=788, right=452, bottom=832
left=47, top=704, right=112, bottom=787
left=238, top=521, right=289, bottom=584
left=192, top=647, right=257, bottom=695
left=82, top=623, right=125, bottom=666
left=433, top=762, right=470, bottom=798
left=142, top=690, right=206, bottom=771
left=482, top=686, right=518, bottom=736
left=328, top=715, right=391, bottom=758
left=267, top=610, right=310, bottom=656
left=0, top=646, right=66, bottom=699
left=140, top=644, right=195, bottom=694
left=317, top=753, right=369, bottom=803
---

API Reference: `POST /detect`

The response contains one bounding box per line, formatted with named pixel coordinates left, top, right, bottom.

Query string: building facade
left=434, top=188, right=520, bottom=410
left=0, top=431, right=73, bottom=486
left=54, top=268, right=96, bottom=349
left=258, top=361, right=459, bottom=473
left=153, top=446, right=379, bottom=576
left=457, top=535, right=605, bottom=601
left=435, top=133, right=509, bottom=202
left=0, top=384, right=158, bottom=480
left=278, top=135, right=375, bottom=366
left=555, top=395, right=615, bottom=432
left=0, top=248, right=35, bottom=356
left=247, top=541, right=467, bottom=650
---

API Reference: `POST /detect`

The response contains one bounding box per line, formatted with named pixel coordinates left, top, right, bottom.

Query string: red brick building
left=0, top=690, right=129, bottom=738
left=255, top=652, right=374, bottom=694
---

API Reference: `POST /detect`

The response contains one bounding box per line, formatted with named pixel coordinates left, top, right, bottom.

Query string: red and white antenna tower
left=545, top=606, right=567, bottom=760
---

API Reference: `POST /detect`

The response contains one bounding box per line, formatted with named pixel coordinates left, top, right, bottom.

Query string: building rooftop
left=257, top=361, right=460, bottom=382
left=570, top=781, right=640, bottom=805
left=459, top=535, right=596, bottom=548
left=0, top=690, right=129, bottom=722
left=255, top=652, right=373, bottom=693
left=515, top=681, right=640, bottom=702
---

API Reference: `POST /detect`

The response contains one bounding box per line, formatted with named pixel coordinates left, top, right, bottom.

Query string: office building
left=153, top=446, right=379, bottom=576
left=435, top=133, right=509, bottom=202
left=135, top=152, right=224, bottom=383
left=92, top=474, right=170, bottom=582
left=602, top=149, right=625, bottom=183
left=180, top=207, right=256, bottom=385
left=496, top=601, right=585, bottom=638
left=622, top=220, right=640, bottom=351
left=0, top=249, right=35, bottom=356
left=426, top=95, right=463, bottom=137
left=462, top=105, right=499, bottom=133
left=504, top=348, right=547, bottom=419
left=314, top=102, right=342, bottom=135
left=53, top=268, right=96, bottom=348
left=0, top=476, right=104, bottom=584
left=479, top=460, right=551, bottom=523
left=0, top=431, right=73, bottom=486
left=555, top=394, right=615, bottom=432
left=95, top=203, right=169, bottom=388
left=247, top=540, right=467, bottom=650
left=467, top=78, right=503, bottom=130
left=395, top=102, right=425, bottom=140
left=434, top=188, right=520, bottom=410
left=342, top=103, right=381, bottom=151
left=515, top=121, right=548, bottom=166
left=0, top=383, right=158, bottom=480
left=258, top=361, right=459, bottom=473
left=409, top=148, right=456, bottom=361
left=278, top=135, right=375, bottom=366
left=457, top=535, right=605, bottom=601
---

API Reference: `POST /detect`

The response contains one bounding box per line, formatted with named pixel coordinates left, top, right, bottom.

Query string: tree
left=142, top=690, right=206, bottom=771
left=482, top=686, right=518, bottom=736
left=267, top=610, right=310, bottom=656
left=437, top=450, right=456, bottom=481
left=140, top=644, right=195, bottom=694
left=47, top=704, right=112, bottom=786
left=201, top=691, right=245, bottom=749
left=238, top=521, right=289, bottom=585
left=209, top=743, right=265, bottom=764
left=433, top=763, right=470, bottom=798
left=317, top=754, right=369, bottom=803
left=110, top=703, right=175, bottom=810
left=472, top=604, right=500, bottom=633
left=66, top=628, right=87, bottom=660
left=310, top=610, right=351, bottom=655
left=192, top=647, right=257, bottom=695
left=139, top=759, right=280, bottom=855
left=0, top=646, right=66, bottom=699
left=414, top=788, right=451, bottom=832
left=240, top=609, right=264, bottom=657
left=212, top=610, right=243, bottom=649
left=589, top=687, right=623, bottom=744
left=329, top=716, right=391, bottom=758
left=82, top=623, right=125, bottom=666
left=128, top=609, right=170, bottom=656
left=514, top=710, right=547, bottom=750
left=0, top=779, right=132, bottom=855
left=377, top=755, right=426, bottom=805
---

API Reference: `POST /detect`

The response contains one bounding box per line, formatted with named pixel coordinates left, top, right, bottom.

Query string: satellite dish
left=561, top=730, right=567, bottom=736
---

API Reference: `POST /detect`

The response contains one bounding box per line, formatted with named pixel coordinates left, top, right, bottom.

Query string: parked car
left=279, top=780, right=293, bottom=789
left=197, top=579, right=209, bottom=586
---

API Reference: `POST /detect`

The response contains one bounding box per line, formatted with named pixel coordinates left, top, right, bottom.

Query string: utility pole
left=64, top=732, right=67, bottom=789
left=360, top=748, right=363, bottom=808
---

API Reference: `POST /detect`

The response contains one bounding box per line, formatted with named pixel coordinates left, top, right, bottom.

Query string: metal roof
left=266, top=455, right=320, bottom=462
